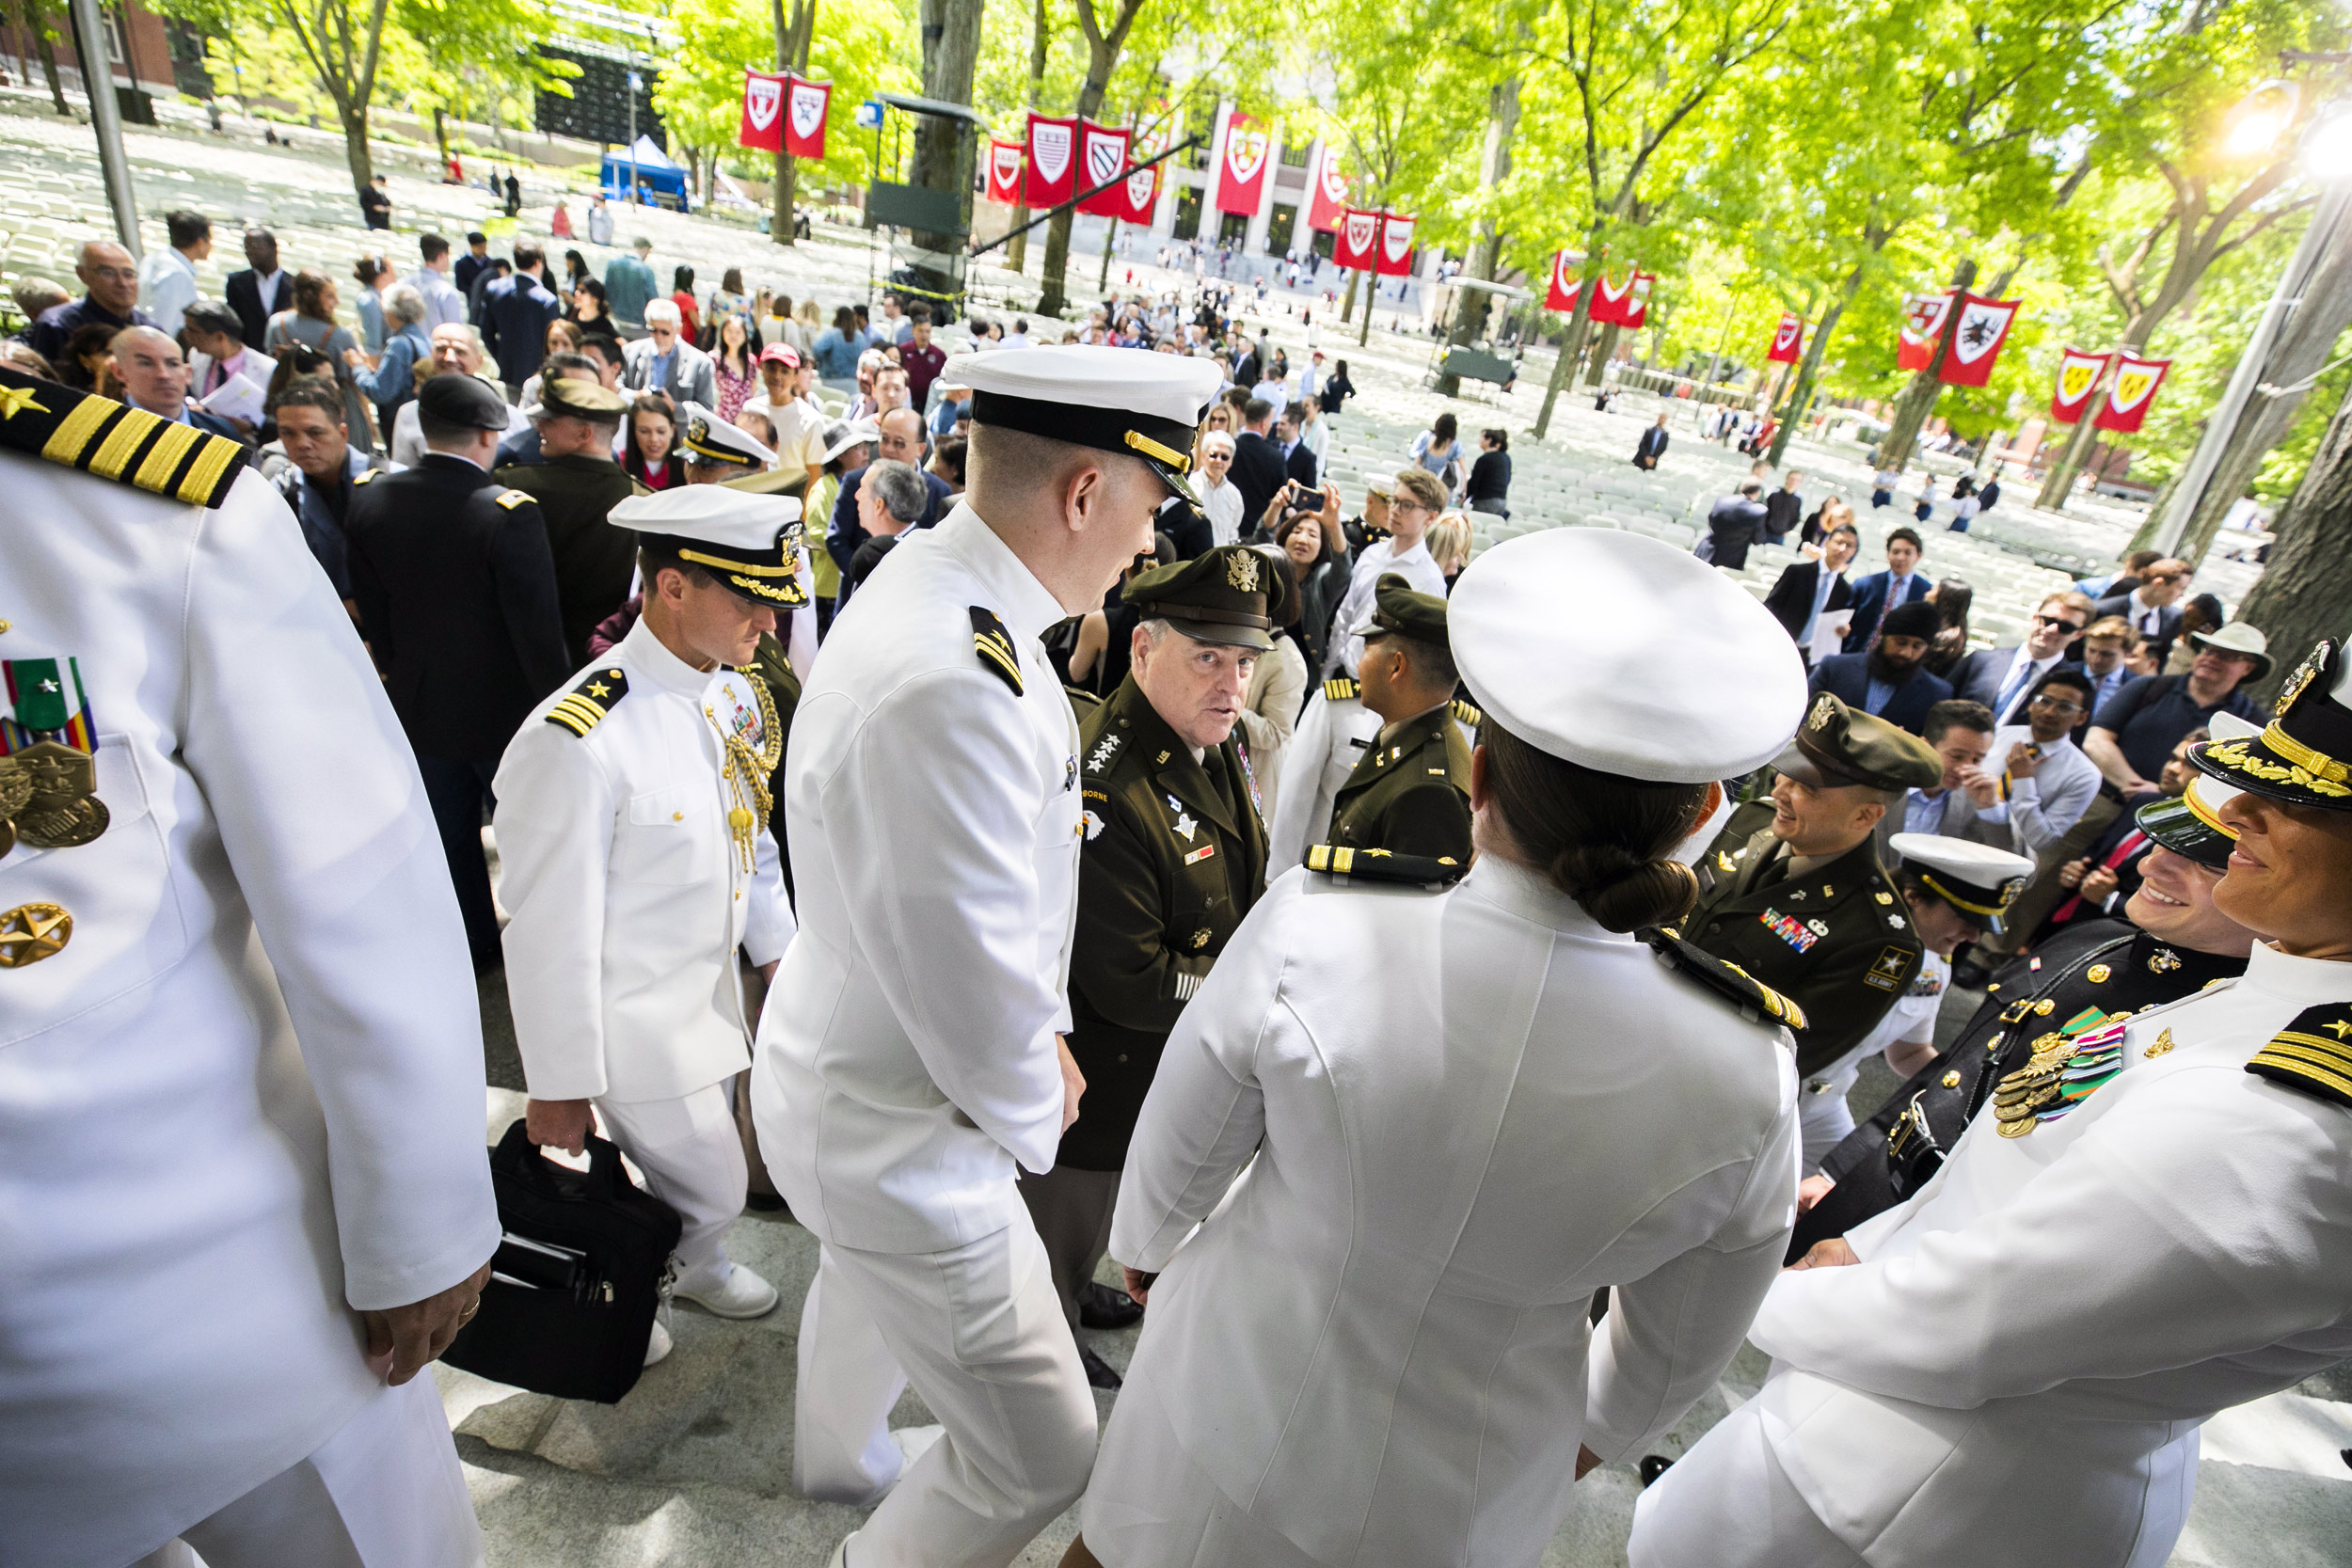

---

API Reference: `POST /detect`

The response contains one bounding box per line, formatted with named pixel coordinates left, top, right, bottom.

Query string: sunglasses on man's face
left=2033, top=613, right=2087, bottom=632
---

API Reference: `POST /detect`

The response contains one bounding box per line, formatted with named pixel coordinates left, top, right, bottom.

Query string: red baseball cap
left=758, top=343, right=802, bottom=368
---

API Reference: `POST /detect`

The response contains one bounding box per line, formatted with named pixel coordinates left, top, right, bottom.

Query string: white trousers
left=794, top=1215, right=1097, bottom=1568
left=596, top=1082, right=746, bottom=1292
left=1798, top=1069, right=1861, bottom=1177
left=130, top=1374, right=480, bottom=1568
left=1628, top=1397, right=1866, bottom=1568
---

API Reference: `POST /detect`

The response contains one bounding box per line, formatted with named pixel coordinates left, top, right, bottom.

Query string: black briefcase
left=442, top=1118, right=682, bottom=1403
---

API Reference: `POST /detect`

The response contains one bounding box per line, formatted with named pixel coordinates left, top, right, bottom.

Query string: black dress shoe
left=745, top=1192, right=789, bottom=1213
left=1081, top=1345, right=1124, bottom=1389
left=1078, top=1279, right=1144, bottom=1330
left=1639, top=1454, right=1675, bottom=1487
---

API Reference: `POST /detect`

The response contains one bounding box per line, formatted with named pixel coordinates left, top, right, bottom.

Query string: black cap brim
left=2134, top=792, right=2234, bottom=871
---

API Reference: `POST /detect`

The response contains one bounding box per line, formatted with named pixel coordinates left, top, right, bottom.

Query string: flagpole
left=969, top=135, right=1200, bottom=257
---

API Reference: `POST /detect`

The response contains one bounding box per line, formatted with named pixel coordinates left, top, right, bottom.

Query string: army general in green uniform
left=1326, top=574, right=1472, bottom=865
left=1687, top=692, right=1943, bottom=1078
left=1021, top=545, right=1280, bottom=1387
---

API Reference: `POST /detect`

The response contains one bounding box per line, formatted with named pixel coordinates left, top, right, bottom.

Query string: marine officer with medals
left=1687, top=692, right=1943, bottom=1083
left=1319, top=575, right=1473, bottom=863
left=1791, top=731, right=2258, bottom=1256
left=1632, top=638, right=2352, bottom=1568
left=1788, top=832, right=2035, bottom=1173
left=753, top=344, right=1224, bottom=1568
left=1066, top=526, right=1810, bottom=1568
left=495, top=486, right=801, bottom=1357
left=0, top=364, right=501, bottom=1565
left=1025, top=544, right=1279, bottom=1389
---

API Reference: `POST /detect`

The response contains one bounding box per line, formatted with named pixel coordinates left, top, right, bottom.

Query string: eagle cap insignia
left=1227, top=550, right=1258, bottom=592
left=1807, top=693, right=1837, bottom=732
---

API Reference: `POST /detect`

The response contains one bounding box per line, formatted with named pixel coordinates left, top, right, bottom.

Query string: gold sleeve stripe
left=975, top=637, right=1023, bottom=689
left=175, top=434, right=243, bottom=507
left=87, top=405, right=166, bottom=482
left=134, top=420, right=203, bottom=495
left=2249, top=1045, right=2352, bottom=1100
left=40, top=395, right=116, bottom=466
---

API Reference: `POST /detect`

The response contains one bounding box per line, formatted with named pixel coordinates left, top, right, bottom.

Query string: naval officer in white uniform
left=1067, top=527, right=1812, bottom=1568
left=495, top=487, right=800, bottom=1340
left=0, top=365, right=500, bottom=1568
left=1632, top=632, right=2352, bottom=1568
left=753, top=345, right=1224, bottom=1568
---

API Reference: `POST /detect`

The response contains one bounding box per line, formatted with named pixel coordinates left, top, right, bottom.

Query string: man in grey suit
left=621, top=299, right=716, bottom=408
left=1947, top=589, right=2094, bottom=727
left=2090, top=557, right=2189, bottom=666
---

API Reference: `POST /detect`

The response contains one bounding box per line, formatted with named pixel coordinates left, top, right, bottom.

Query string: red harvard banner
left=1375, top=211, right=1417, bottom=277
left=1215, top=110, right=1271, bottom=216
left=1114, top=160, right=1160, bottom=226
left=1075, top=120, right=1132, bottom=217
left=1590, top=270, right=1637, bottom=325
left=1935, top=292, right=2021, bottom=387
left=1619, top=272, right=1654, bottom=330
left=1334, top=208, right=1381, bottom=272
left=984, top=138, right=1025, bottom=205
left=1897, top=291, right=1954, bottom=372
left=2048, top=348, right=2109, bottom=424
left=783, top=74, right=831, bottom=161
left=1025, top=113, right=1077, bottom=208
left=1767, top=312, right=1804, bottom=364
left=2092, top=353, right=2169, bottom=434
left=739, top=70, right=786, bottom=153
left=1544, top=250, right=1581, bottom=313
left=1306, top=145, right=1349, bottom=233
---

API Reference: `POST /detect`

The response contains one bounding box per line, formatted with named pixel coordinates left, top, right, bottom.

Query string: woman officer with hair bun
left=1062, top=529, right=1813, bottom=1568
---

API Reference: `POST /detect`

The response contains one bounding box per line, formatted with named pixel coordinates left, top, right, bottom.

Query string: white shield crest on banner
left=1319, top=152, right=1347, bottom=205
left=1126, top=166, right=1156, bottom=208
left=1905, top=293, right=1950, bottom=338
left=787, top=81, right=825, bottom=140
left=1381, top=217, right=1414, bottom=263
left=745, top=77, right=781, bottom=133
left=1032, top=122, right=1073, bottom=183
left=1227, top=130, right=1268, bottom=184
left=1554, top=251, right=1578, bottom=295
left=1774, top=316, right=1802, bottom=353
left=993, top=143, right=1024, bottom=186
left=1086, top=129, right=1125, bottom=187
left=1343, top=211, right=1378, bottom=256
left=1949, top=298, right=2016, bottom=366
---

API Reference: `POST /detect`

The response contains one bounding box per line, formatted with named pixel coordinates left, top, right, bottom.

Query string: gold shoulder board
left=1303, top=843, right=1464, bottom=888
left=495, top=488, right=532, bottom=510
left=1451, top=697, right=1485, bottom=729
left=1642, top=927, right=1812, bottom=1031
left=2247, top=1003, right=2352, bottom=1110
left=971, top=606, right=1023, bottom=696
left=353, top=467, right=382, bottom=485
left=546, top=665, right=629, bottom=737
left=1325, top=677, right=1359, bottom=702
left=0, top=366, right=247, bottom=509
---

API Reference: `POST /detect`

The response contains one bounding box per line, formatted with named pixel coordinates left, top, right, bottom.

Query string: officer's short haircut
left=420, top=232, right=450, bottom=262
left=270, top=380, right=345, bottom=427
left=637, top=541, right=718, bottom=594
left=165, top=209, right=211, bottom=250
left=1921, top=698, right=1995, bottom=747
left=865, top=459, right=930, bottom=526
left=1379, top=629, right=1458, bottom=691
left=182, top=301, right=244, bottom=343
left=1243, top=397, right=1273, bottom=425
left=544, top=351, right=601, bottom=382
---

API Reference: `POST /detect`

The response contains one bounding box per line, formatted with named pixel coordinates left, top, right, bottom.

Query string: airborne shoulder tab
left=2246, top=1003, right=2352, bottom=1111
left=353, top=467, right=382, bottom=485
left=1324, top=677, right=1359, bottom=703
left=0, top=365, right=247, bottom=509
left=971, top=606, right=1023, bottom=695
left=1303, top=843, right=1465, bottom=889
left=1643, top=927, right=1810, bottom=1032
left=495, top=487, right=534, bottom=510
left=545, top=665, right=629, bottom=737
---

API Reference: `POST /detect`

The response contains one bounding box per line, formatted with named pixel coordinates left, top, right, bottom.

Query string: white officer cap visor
left=1448, top=529, right=1809, bottom=784
left=675, top=403, right=778, bottom=468
left=1888, top=832, right=2036, bottom=935
left=611, top=487, right=806, bottom=608
left=946, top=343, right=1223, bottom=500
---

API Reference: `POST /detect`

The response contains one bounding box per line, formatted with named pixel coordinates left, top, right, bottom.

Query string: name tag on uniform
left=1184, top=844, right=1216, bottom=865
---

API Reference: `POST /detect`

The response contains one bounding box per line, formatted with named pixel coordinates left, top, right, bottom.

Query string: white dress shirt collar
left=1458, top=852, right=1625, bottom=940
left=934, top=500, right=1067, bottom=644
left=2241, top=940, right=2352, bottom=1006
left=615, top=612, right=714, bottom=697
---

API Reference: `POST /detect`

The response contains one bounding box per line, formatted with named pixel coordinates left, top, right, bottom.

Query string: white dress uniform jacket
left=0, top=460, right=499, bottom=1568
left=494, top=618, right=793, bottom=1103
left=755, top=501, right=1084, bottom=1254
left=1084, top=857, right=1801, bottom=1566
left=1662, top=940, right=2352, bottom=1568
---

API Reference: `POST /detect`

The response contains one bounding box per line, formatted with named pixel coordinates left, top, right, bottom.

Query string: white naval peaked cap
left=946, top=343, right=1223, bottom=496
left=610, top=484, right=801, bottom=540
left=2191, top=709, right=2262, bottom=811
left=1887, top=833, right=2035, bottom=894
left=674, top=402, right=778, bottom=468
left=1447, top=529, right=1807, bottom=784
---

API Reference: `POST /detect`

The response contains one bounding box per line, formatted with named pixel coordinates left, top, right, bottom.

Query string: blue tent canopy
left=601, top=135, right=690, bottom=211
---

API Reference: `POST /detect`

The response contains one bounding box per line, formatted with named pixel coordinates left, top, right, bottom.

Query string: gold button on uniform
left=2086, top=963, right=2112, bottom=984
left=1941, top=1070, right=1963, bottom=1089
left=2035, top=999, right=2056, bottom=1016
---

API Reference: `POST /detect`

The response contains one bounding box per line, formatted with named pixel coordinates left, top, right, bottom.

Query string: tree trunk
left=1437, top=71, right=1518, bottom=398
left=2173, top=225, right=2352, bottom=565
left=1768, top=262, right=1866, bottom=467
left=2231, top=373, right=2352, bottom=707
left=339, top=103, right=373, bottom=198
left=1534, top=229, right=1599, bottom=438
left=19, top=0, right=66, bottom=115
left=1039, top=74, right=1108, bottom=317
left=1876, top=257, right=1976, bottom=470
left=1007, top=0, right=1047, bottom=275
left=1339, top=263, right=1358, bottom=325
left=1583, top=321, right=1621, bottom=388
left=1097, top=215, right=1118, bottom=290
left=771, top=0, right=814, bottom=248
left=431, top=105, right=449, bottom=164
left=911, top=0, right=982, bottom=284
